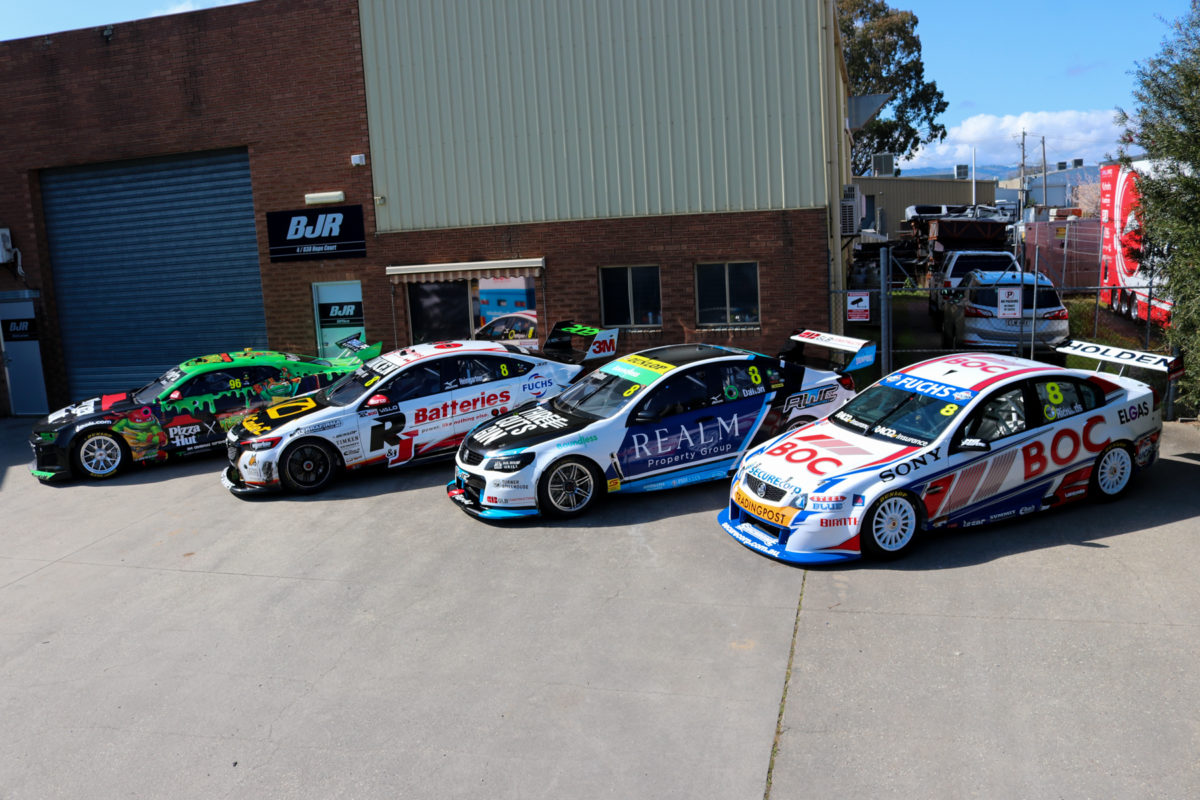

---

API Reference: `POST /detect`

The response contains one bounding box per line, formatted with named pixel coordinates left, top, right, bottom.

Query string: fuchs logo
left=521, top=373, right=555, bottom=398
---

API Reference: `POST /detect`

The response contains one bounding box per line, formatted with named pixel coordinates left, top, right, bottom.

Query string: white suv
left=928, top=250, right=1021, bottom=324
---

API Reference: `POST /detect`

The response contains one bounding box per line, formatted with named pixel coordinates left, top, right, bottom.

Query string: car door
left=615, top=360, right=769, bottom=483
left=355, top=355, right=455, bottom=467
left=161, top=365, right=284, bottom=453
left=927, top=383, right=1033, bottom=526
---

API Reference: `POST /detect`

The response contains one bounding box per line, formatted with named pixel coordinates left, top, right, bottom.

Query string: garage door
left=42, top=149, right=267, bottom=402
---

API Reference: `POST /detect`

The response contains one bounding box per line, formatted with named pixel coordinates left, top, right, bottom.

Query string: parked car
left=222, top=322, right=617, bottom=495
left=446, top=331, right=875, bottom=519
left=474, top=311, right=538, bottom=346
left=928, top=250, right=1021, bottom=324
left=941, top=270, right=1069, bottom=356
left=29, top=337, right=380, bottom=481
left=719, top=343, right=1175, bottom=565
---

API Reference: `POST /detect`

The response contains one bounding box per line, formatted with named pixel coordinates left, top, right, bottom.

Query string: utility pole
left=1020, top=130, right=1027, bottom=217
left=1041, top=136, right=1048, bottom=215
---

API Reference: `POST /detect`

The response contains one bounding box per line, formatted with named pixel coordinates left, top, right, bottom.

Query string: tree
left=838, top=0, right=948, bottom=176
left=1117, top=5, right=1200, bottom=407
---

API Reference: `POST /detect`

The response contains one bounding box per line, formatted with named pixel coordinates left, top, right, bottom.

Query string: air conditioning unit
left=0, top=229, right=13, bottom=263
left=955, top=164, right=969, bottom=180
left=871, top=153, right=894, bottom=177
left=840, top=185, right=861, bottom=236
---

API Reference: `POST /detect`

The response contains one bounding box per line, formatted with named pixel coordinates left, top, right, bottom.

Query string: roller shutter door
left=42, top=149, right=266, bottom=401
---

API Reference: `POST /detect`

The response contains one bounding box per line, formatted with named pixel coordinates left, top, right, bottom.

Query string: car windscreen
left=325, top=363, right=388, bottom=406
left=949, top=255, right=1015, bottom=276
left=549, top=369, right=642, bottom=420
left=829, top=382, right=969, bottom=446
left=133, top=366, right=185, bottom=404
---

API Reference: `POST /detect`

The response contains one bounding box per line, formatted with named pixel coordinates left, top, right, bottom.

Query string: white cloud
left=152, top=1, right=247, bottom=18
left=901, top=110, right=1123, bottom=170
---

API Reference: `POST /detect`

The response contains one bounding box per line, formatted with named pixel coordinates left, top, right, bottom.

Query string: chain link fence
left=838, top=245, right=1183, bottom=419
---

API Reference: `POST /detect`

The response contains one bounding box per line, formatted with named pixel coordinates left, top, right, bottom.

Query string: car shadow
left=817, top=452, right=1200, bottom=571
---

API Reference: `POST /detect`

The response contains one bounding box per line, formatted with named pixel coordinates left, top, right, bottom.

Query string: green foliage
left=1118, top=6, right=1200, bottom=407
left=837, top=0, right=948, bottom=175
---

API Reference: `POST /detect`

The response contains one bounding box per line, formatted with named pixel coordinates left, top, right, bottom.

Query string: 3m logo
left=592, top=338, right=616, bottom=354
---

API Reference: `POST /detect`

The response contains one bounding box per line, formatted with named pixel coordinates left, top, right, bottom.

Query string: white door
left=0, top=298, right=49, bottom=415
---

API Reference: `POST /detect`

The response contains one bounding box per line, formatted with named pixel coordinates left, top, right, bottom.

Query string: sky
left=2, top=0, right=1194, bottom=171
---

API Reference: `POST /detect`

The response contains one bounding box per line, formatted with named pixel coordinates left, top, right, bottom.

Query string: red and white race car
left=222, top=322, right=616, bottom=495
left=719, top=341, right=1179, bottom=564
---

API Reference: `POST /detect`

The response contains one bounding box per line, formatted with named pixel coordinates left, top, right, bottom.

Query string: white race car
left=447, top=331, right=875, bottom=519
left=720, top=341, right=1179, bottom=564
left=222, top=323, right=617, bottom=494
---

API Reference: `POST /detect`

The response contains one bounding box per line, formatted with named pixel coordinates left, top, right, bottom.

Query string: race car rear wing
left=781, top=330, right=877, bottom=373
left=1055, top=340, right=1183, bottom=380
left=335, top=335, right=384, bottom=362
left=539, top=321, right=620, bottom=364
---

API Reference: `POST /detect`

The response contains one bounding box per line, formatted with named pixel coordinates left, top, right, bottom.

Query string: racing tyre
left=280, top=439, right=338, bottom=493
left=784, top=415, right=817, bottom=433
left=1089, top=442, right=1134, bottom=501
left=861, top=490, right=921, bottom=560
left=73, top=430, right=127, bottom=480
left=537, top=457, right=602, bottom=518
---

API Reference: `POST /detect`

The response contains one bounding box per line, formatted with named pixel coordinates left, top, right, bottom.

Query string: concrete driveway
left=1, top=417, right=1198, bottom=798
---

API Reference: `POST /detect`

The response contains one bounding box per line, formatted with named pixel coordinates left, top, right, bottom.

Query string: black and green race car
left=29, top=337, right=380, bottom=481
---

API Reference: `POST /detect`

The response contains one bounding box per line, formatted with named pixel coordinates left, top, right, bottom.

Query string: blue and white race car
left=720, top=341, right=1179, bottom=564
left=447, top=331, right=875, bottom=519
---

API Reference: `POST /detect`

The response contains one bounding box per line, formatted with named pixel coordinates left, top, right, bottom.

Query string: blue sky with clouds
left=4, top=0, right=1194, bottom=169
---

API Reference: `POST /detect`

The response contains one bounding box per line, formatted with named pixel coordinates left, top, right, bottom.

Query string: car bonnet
left=743, top=419, right=926, bottom=494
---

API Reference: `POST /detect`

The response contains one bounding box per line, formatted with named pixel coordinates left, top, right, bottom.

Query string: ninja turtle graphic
left=112, top=407, right=168, bottom=462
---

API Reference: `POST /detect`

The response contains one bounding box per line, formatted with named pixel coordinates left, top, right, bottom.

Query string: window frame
left=694, top=261, right=761, bottom=328
left=598, top=264, right=662, bottom=329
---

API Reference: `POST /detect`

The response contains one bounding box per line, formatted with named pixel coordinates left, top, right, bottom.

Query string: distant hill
left=896, top=164, right=1019, bottom=180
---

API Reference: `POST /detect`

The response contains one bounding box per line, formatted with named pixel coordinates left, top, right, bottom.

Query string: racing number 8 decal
left=1046, top=382, right=1064, bottom=404
left=940, top=403, right=959, bottom=417
left=748, top=366, right=761, bottom=385
left=623, top=384, right=641, bottom=397
left=500, top=363, right=509, bottom=377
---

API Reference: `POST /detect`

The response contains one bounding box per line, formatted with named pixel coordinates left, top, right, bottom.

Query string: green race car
left=29, top=337, right=381, bottom=481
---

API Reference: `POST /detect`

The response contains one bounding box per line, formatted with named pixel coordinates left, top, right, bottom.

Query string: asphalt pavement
left=1, top=416, right=1198, bottom=799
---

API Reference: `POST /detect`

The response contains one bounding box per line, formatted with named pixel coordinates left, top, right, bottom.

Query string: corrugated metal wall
left=360, top=0, right=829, bottom=232
left=41, top=149, right=267, bottom=401
left=852, top=177, right=998, bottom=239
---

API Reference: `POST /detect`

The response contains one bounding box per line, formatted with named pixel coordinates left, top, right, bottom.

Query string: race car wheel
left=280, top=439, right=337, bottom=493
left=861, top=490, right=921, bottom=560
left=538, top=457, right=601, bottom=517
left=784, top=415, right=817, bottom=433
left=1090, top=442, right=1133, bottom=501
left=73, top=430, right=127, bottom=480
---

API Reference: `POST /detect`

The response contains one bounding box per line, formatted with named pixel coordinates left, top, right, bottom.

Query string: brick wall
left=0, top=0, right=833, bottom=411
left=367, top=208, right=832, bottom=360
left=0, top=0, right=373, bottom=407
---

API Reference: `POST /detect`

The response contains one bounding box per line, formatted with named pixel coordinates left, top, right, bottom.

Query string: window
left=961, top=387, right=1027, bottom=442
left=696, top=262, right=759, bottom=326
left=637, top=367, right=712, bottom=421
left=458, top=356, right=532, bottom=386
left=1033, top=379, right=1100, bottom=424
left=600, top=266, right=661, bottom=327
